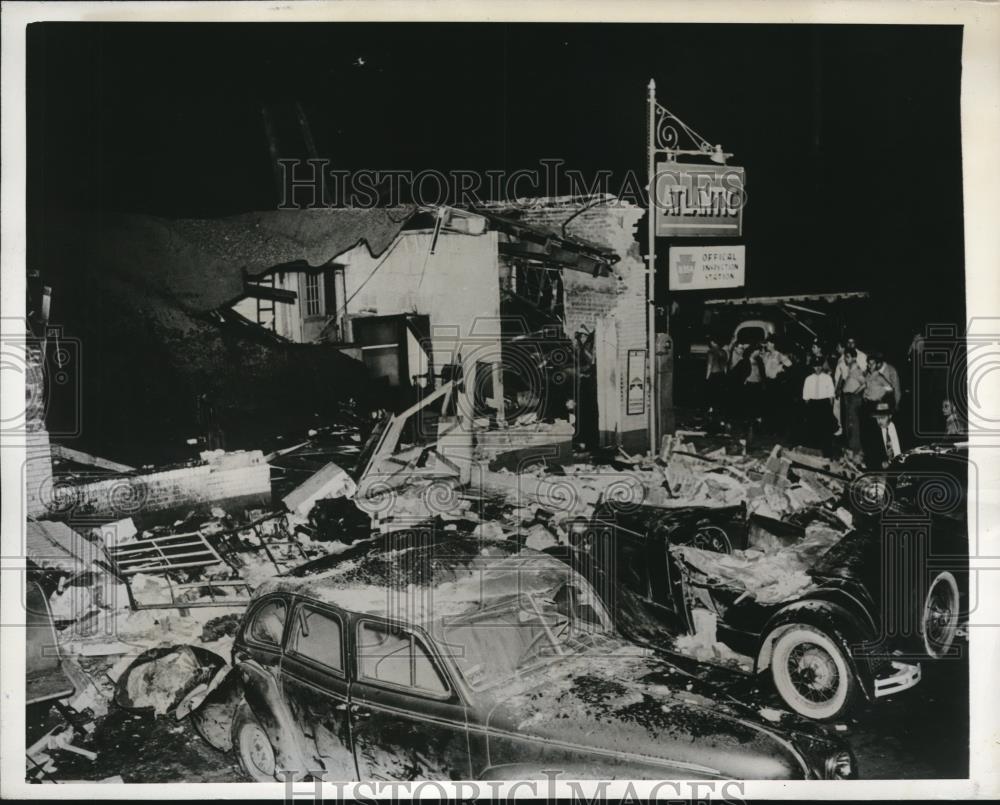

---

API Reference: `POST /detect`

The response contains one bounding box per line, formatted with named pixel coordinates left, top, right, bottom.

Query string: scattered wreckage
left=24, top=381, right=965, bottom=781
left=186, top=533, right=858, bottom=781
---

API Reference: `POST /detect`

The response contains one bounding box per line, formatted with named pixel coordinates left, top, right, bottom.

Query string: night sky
left=27, top=23, right=966, bottom=325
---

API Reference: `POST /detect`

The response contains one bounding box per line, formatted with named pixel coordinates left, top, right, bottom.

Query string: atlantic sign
left=653, top=162, right=745, bottom=238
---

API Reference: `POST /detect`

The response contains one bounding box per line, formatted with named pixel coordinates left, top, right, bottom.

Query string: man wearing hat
left=862, top=400, right=902, bottom=470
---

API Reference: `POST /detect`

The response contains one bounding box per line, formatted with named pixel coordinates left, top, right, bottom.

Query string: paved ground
left=696, top=647, right=969, bottom=779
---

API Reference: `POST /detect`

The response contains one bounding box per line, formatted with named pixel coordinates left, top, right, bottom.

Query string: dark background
left=27, top=23, right=965, bottom=314
left=25, top=23, right=967, bottom=457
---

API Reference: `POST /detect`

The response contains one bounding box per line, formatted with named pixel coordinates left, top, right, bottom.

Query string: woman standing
left=802, top=357, right=836, bottom=456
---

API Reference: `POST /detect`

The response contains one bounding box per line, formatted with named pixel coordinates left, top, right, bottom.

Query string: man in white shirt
left=846, top=337, right=868, bottom=372
left=802, top=359, right=836, bottom=455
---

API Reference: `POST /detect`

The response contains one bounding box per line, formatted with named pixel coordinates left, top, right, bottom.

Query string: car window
left=357, top=621, right=447, bottom=695
left=249, top=599, right=286, bottom=645
left=288, top=606, right=343, bottom=671
left=737, top=326, right=765, bottom=345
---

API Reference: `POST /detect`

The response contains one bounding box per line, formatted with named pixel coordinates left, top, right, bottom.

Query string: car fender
left=755, top=597, right=879, bottom=700
left=190, top=666, right=244, bottom=751
left=236, top=658, right=312, bottom=780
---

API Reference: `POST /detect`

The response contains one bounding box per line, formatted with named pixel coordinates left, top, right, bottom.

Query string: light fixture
left=710, top=144, right=730, bottom=165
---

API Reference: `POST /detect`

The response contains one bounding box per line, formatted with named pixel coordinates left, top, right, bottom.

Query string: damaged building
left=22, top=199, right=958, bottom=786
left=34, top=197, right=651, bottom=474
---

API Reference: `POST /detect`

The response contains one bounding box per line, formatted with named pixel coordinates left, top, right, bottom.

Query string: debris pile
left=673, top=521, right=847, bottom=606
left=473, top=436, right=859, bottom=524
left=25, top=426, right=382, bottom=782
left=26, top=405, right=870, bottom=781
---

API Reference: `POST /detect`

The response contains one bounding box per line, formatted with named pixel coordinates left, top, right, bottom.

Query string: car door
left=238, top=594, right=290, bottom=731
left=279, top=601, right=356, bottom=780
left=348, top=617, right=471, bottom=781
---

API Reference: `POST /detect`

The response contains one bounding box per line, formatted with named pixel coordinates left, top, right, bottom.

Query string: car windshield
left=433, top=581, right=614, bottom=691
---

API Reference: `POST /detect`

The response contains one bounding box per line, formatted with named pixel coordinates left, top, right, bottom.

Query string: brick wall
left=24, top=344, right=53, bottom=518
left=36, top=449, right=272, bottom=527
left=512, top=198, right=649, bottom=452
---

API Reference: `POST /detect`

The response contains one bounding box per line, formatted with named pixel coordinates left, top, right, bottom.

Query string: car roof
left=253, top=532, right=577, bottom=626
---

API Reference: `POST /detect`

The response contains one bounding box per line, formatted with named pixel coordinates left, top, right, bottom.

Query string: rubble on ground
left=473, top=435, right=859, bottom=524
left=27, top=420, right=866, bottom=780
left=672, top=520, right=847, bottom=606
left=670, top=609, right=753, bottom=672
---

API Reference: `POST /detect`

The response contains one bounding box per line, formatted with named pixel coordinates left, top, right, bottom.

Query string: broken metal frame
left=115, top=511, right=309, bottom=611
left=110, top=531, right=227, bottom=576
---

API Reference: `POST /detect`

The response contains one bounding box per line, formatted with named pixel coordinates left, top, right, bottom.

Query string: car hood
left=808, top=527, right=877, bottom=584
left=485, top=645, right=833, bottom=779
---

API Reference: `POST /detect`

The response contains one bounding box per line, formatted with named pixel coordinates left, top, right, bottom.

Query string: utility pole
left=646, top=79, right=659, bottom=453
left=646, top=80, right=736, bottom=449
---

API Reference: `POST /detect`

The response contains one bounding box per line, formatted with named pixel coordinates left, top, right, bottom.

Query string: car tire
left=769, top=625, right=857, bottom=721
left=921, top=571, right=960, bottom=659
left=232, top=702, right=278, bottom=782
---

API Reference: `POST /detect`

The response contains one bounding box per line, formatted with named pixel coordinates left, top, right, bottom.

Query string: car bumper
left=873, top=660, right=921, bottom=698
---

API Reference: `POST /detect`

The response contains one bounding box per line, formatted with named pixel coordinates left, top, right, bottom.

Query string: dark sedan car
left=846, top=441, right=969, bottom=659
left=569, top=495, right=925, bottom=721
left=192, top=533, right=856, bottom=782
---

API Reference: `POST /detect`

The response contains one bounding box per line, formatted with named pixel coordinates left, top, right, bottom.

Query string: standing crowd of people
left=703, top=332, right=963, bottom=468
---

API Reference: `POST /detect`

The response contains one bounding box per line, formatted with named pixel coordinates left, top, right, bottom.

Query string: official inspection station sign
left=668, top=245, right=746, bottom=291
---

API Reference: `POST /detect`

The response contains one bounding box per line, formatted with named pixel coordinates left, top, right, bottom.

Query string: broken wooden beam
left=50, top=444, right=134, bottom=473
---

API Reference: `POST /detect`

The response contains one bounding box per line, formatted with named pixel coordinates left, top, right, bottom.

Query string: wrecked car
left=846, top=441, right=969, bottom=659
left=190, top=532, right=857, bottom=781
left=570, top=499, right=923, bottom=721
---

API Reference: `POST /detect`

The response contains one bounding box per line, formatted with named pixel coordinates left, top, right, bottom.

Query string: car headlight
left=851, top=475, right=892, bottom=513
left=824, top=749, right=857, bottom=779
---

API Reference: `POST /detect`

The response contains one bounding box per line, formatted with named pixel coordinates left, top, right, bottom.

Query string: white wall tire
left=770, top=625, right=856, bottom=721
left=232, top=703, right=278, bottom=782
left=922, top=571, right=960, bottom=659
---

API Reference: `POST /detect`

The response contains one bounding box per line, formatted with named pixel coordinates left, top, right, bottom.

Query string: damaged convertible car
left=187, top=533, right=857, bottom=781
left=568, top=444, right=969, bottom=721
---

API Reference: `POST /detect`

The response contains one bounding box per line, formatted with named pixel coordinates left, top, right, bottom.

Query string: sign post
left=646, top=79, right=660, bottom=451
left=646, top=79, right=742, bottom=449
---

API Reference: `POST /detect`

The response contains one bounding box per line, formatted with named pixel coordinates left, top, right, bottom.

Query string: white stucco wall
left=339, top=229, right=503, bottom=391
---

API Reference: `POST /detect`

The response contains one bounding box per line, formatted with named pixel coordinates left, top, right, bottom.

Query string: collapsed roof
left=34, top=208, right=417, bottom=315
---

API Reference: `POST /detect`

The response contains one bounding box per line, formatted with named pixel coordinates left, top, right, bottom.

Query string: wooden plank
left=244, top=282, right=297, bottom=304
left=49, top=445, right=135, bottom=473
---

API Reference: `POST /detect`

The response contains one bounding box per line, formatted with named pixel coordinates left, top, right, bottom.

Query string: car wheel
left=770, top=625, right=857, bottom=721
left=232, top=703, right=278, bottom=782
left=922, top=571, right=960, bottom=658
left=691, top=525, right=733, bottom=554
